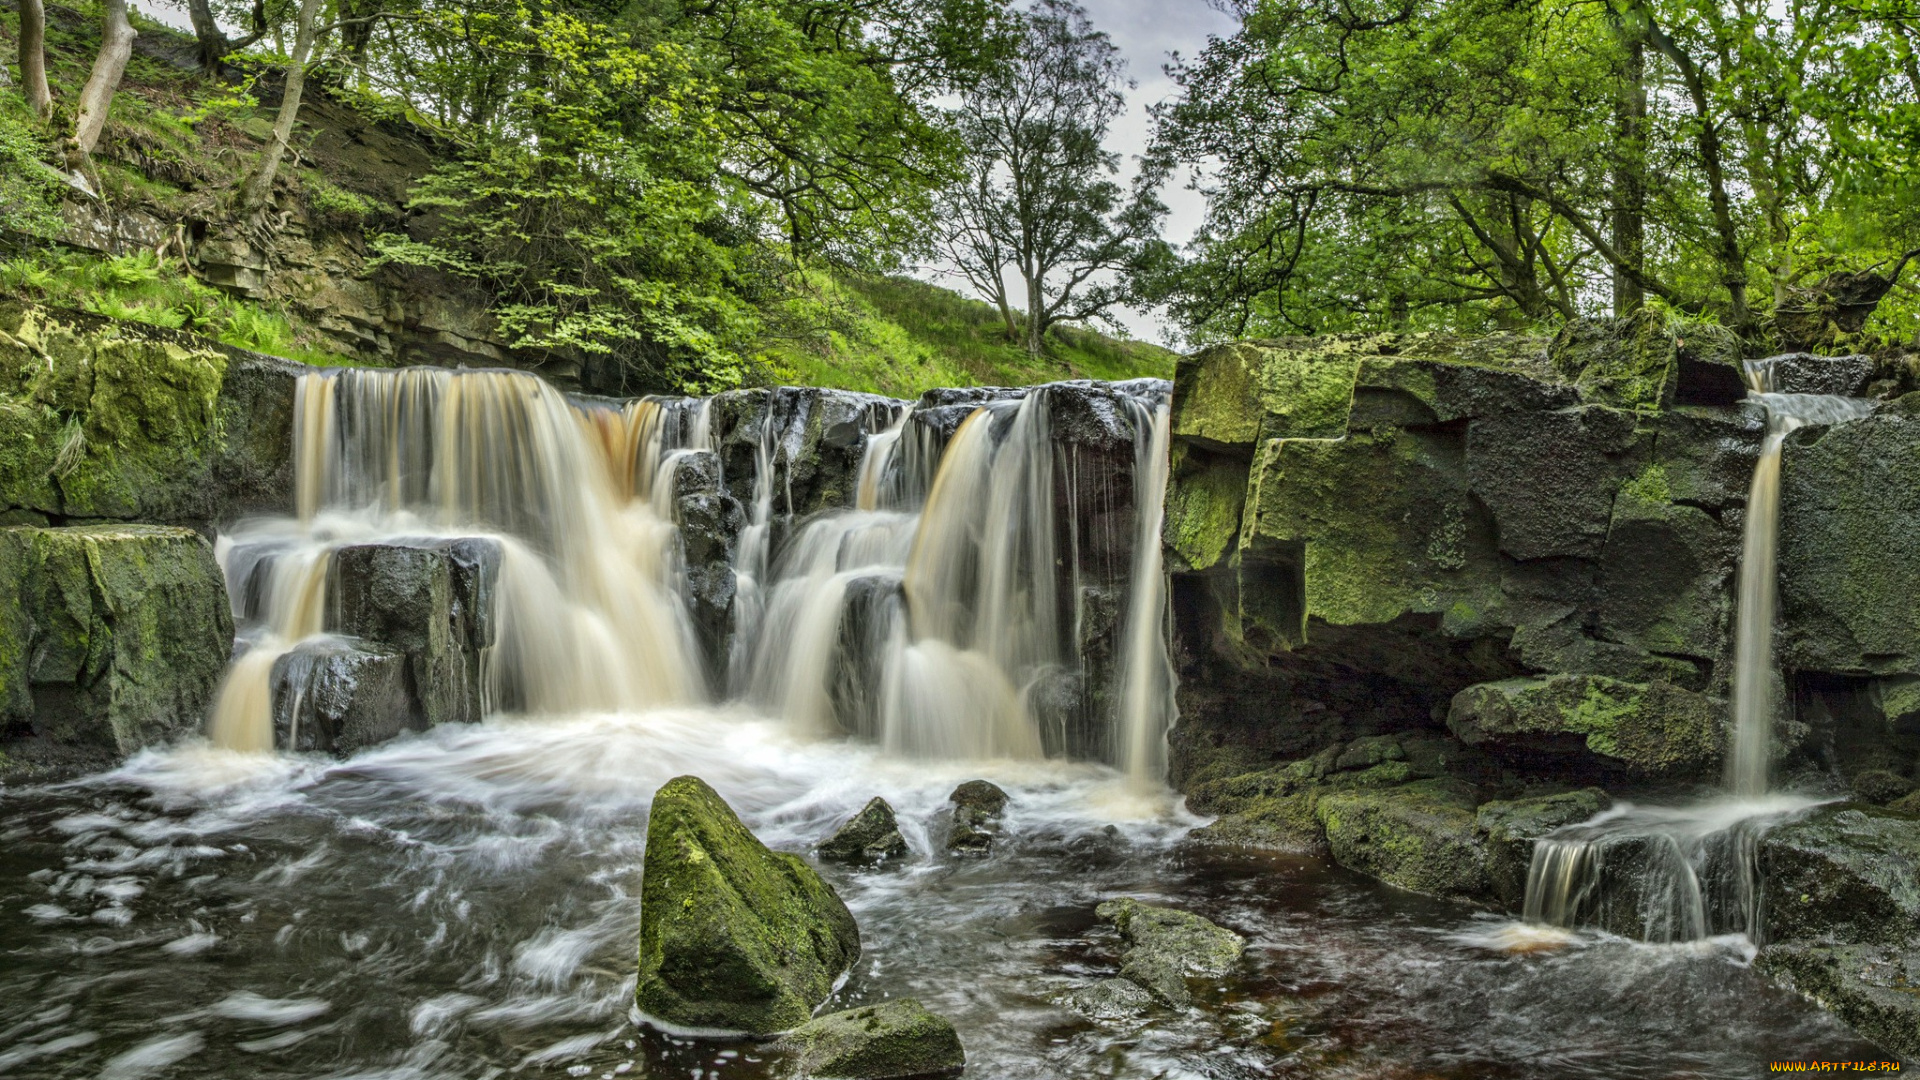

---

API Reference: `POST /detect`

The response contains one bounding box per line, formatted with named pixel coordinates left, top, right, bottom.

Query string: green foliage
left=1152, top=0, right=1920, bottom=348
left=753, top=272, right=1174, bottom=397
left=0, top=103, right=64, bottom=240
left=0, top=249, right=354, bottom=366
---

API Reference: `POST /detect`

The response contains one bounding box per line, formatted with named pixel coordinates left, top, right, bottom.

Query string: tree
left=239, top=0, right=322, bottom=211
left=939, top=0, right=1167, bottom=356
left=19, top=0, right=53, bottom=120
left=66, top=0, right=138, bottom=170
left=1151, top=0, right=1920, bottom=346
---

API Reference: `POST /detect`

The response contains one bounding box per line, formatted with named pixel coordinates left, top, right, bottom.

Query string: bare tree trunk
left=240, top=0, right=322, bottom=211
left=187, top=0, right=228, bottom=72
left=1611, top=36, right=1646, bottom=316
left=68, top=0, right=136, bottom=161
left=20, top=0, right=53, bottom=121
left=1024, top=270, right=1045, bottom=357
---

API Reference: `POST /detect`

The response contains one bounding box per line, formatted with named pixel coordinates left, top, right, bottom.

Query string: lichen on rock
left=636, top=775, right=861, bottom=1035
left=1447, top=674, right=1725, bottom=775
left=1313, top=779, right=1491, bottom=899
left=1093, top=897, right=1245, bottom=1007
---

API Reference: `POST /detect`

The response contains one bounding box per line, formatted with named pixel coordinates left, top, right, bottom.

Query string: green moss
left=1548, top=311, right=1681, bottom=411
left=1313, top=779, right=1490, bottom=899
left=636, top=775, right=861, bottom=1035
left=1447, top=674, right=1724, bottom=774
left=1618, top=463, right=1672, bottom=506
left=0, top=525, right=231, bottom=751
left=1162, top=444, right=1248, bottom=572
left=774, top=999, right=965, bottom=1079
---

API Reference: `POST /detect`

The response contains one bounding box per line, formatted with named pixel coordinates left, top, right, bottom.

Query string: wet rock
left=818, top=798, right=909, bottom=865
left=950, top=779, right=1009, bottom=823
left=1094, top=897, right=1245, bottom=1007
left=636, top=776, right=860, bottom=1035
left=1850, top=769, right=1916, bottom=805
left=330, top=538, right=498, bottom=728
left=1761, top=803, right=1920, bottom=948
left=774, top=998, right=964, bottom=1079
left=1474, top=788, right=1611, bottom=907
left=1755, top=942, right=1920, bottom=1061
left=270, top=638, right=415, bottom=754
left=946, top=780, right=1008, bottom=855
left=1777, top=399, right=1920, bottom=678
left=1065, top=977, right=1156, bottom=1020
left=1758, top=353, right=1877, bottom=397
left=1315, top=779, right=1491, bottom=900
left=0, top=525, right=233, bottom=779
left=1447, top=675, right=1724, bottom=777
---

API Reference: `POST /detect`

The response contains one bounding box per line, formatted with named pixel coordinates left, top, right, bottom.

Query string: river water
left=0, top=707, right=1884, bottom=1080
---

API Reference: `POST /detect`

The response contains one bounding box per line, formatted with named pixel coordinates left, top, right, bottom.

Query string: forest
left=4, top=0, right=1916, bottom=393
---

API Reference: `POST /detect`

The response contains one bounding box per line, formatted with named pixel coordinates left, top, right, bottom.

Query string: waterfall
left=1727, top=363, right=1876, bottom=795
left=1520, top=361, right=1874, bottom=941
left=1116, top=399, right=1176, bottom=784
left=206, top=370, right=705, bottom=751
left=205, top=369, right=1178, bottom=779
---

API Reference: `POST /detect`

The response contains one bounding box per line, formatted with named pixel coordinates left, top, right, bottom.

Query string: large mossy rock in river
left=0, top=524, right=233, bottom=778
left=636, top=775, right=861, bottom=1036
left=1314, top=779, right=1492, bottom=900
left=0, top=303, right=303, bottom=529
left=773, top=999, right=965, bottom=1079
left=1094, top=897, right=1246, bottom=1007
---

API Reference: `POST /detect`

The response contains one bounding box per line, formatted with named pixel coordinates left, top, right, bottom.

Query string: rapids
left=0, top=715, right=1885, bottom=1079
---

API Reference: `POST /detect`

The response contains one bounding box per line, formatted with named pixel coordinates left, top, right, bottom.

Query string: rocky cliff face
left=1163, top=320, right=1915, bottom=799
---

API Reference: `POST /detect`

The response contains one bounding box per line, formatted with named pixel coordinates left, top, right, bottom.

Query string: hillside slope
left=0, top=7, right=1175, bottom=396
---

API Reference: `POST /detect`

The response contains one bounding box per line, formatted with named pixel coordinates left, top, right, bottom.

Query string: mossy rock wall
left=1165, top=320, right=1766, bottom=795
left=0, top=304, right=302, bottom=529
left=0, top=524, right=233, bottom=778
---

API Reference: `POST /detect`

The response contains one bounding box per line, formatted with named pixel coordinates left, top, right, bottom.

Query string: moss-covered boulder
left=636, top=776, right=860, bottom=1036
left=817, top=797, right=909, bottom=865
left=1474, top=788, right=1611, bottom=907
left=1314, top=779, right=1491, bottom=899
left=1094, top=897, right=1245, bottom=1007
left=0, top=305, right=302, bottom=527
left=1447, top=675, right=1724, bottom=776
left=0, top=525, right=233, bottom=777
left=773, top=999, right=964, bottom=1079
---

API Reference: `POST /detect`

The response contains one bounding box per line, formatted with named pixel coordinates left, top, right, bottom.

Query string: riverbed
left=0, top=707, right=1888, bottom=1079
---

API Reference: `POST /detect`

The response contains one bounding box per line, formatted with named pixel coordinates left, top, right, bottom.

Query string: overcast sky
left=924, top=0, right=1242, bottom=347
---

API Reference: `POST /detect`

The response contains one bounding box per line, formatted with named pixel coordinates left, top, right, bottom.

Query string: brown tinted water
left=0, top=708, right=1890, bottom=1080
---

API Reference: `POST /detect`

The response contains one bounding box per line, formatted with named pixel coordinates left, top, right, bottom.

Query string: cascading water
left=205, top=367, right=1177, bottom=780
left=741, top=384, right=1173, bottom=768
left=1521, top=361, right=1876, bottom=943
left=206, top=369, right=708, bottom=751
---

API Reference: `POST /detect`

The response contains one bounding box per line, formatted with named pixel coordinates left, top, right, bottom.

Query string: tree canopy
left=1150, top=0, right=1920, bottom=349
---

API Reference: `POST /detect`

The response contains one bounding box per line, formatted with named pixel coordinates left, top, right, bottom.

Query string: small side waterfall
left=1520, top=360, right=1875, bottom=942
left=1116, top=399, right=1176, bottom=783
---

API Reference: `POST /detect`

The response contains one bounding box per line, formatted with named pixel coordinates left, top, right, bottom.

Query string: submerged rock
left=1094, top=897, right=1245, bottom=1007
left=1064, top=977, right=1156, bottom=1021
left=636, top=776, right=861, bottom=1035
left=774, top=999, right=964, bottom=1079
left=818, top=797, right=910, bottom=865
left=0, top=525, right=233, bottom=778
